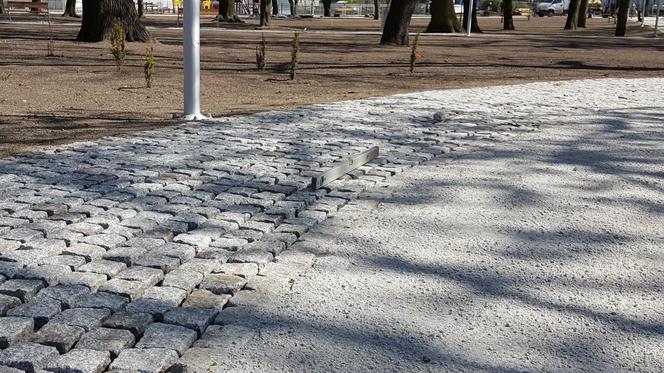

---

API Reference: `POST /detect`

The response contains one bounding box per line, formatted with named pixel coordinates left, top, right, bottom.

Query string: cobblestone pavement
left=0, top=78, right=661, bottom=373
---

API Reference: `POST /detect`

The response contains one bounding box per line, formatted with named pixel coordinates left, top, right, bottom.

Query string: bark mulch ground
left=1, top=15, right=662, bottom=157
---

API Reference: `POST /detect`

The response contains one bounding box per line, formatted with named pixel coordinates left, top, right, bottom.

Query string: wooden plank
left=311, top=146, right=379, bottom=189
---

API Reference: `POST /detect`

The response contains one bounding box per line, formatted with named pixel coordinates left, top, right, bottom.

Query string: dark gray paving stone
left=0, top=342, right=59, bottom=373
left=102, top=247, right=149, bottom=266
left=76, top=327, right=135, bottom=358
left=98, top=279, right=148, bottom=301
left=50, top=308, right=111, bottom=332
left=62, top=244, right=106, bottom=262
left=72, top=292, right=128, bottom=312
left=78, top=234, right=126, bottom=250
left=199, top=274, right=247, bottom=295
left=156, top=243, right=195, bottom=263
left=109, top=348, right=178, bottom=373
left=102, top=312, right=152, bottom=337
left=195, top=247, right=233, bottom=262
left=34, top=285, right=90, bottom=309
left=31, top=322, right=85, bottom=354
left=162, top=307, right=217, bottom=337
left=181, top=290, right=231, bottom=313
left=123, top=299, right=173, bottom=322
left=0, top=294, right=22, bottom=316
left=7, top=298, right=61, bottom=329
left=177, top=259, right=217, bottom=275
left=0, top=317, right=34, bottom=349
left=0, top=262, right=23, bottom=279
left=78, top=260, right=127, bottom=279
left=0, top=279, right=45, bottom=302
left=134, top=323, right=197, bottom=356
left=133, top=255, right=180, bottom=273
left=115, top=267, right=164, bottom=287
left=44, top=348, right=111, bottom=373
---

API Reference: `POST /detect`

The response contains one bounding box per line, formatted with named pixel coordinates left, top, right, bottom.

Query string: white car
left=537, top=0, right=569, bottom=16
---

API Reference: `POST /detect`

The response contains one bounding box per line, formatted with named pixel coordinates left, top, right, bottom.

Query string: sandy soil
left=0, top=15, right=663, bottom=157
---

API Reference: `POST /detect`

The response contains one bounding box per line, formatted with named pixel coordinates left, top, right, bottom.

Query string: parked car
left=537, top=0, right=569, bottom=16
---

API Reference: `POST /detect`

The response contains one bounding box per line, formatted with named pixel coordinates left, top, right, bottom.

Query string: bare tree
left=503, top=0, right=515, bottom=30
left=380, top=0, right=416, bottom=44
left=564, top=0, right=580, bottom=29
left=77, top=0, right=150, bottom=42
left=426, top=0, right=462, bottom=32
left=577, top=0, right=588, bottom=27
left=62, top=0, right=78, bottom=17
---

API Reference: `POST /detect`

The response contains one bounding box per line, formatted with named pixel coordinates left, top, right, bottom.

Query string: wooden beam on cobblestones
left=311, top=146, right=379, bottom=189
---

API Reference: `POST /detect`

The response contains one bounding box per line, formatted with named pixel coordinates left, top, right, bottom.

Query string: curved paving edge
left=0, top=78, right=661, bottom=373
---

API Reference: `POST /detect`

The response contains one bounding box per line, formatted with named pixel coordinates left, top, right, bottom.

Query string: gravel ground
left=175, top=79, right=664, bottom=373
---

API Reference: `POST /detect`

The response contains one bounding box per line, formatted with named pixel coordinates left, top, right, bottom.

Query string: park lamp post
left=180, top=0, right=208, bottom=120
left=466, top=0, right=472, bottom=36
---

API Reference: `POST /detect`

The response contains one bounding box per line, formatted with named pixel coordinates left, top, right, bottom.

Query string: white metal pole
left=656, top=0, right=662, bottom=36
left=182, top=0, right=204, bottom=120
left=465, top=0, right=472, bottom=36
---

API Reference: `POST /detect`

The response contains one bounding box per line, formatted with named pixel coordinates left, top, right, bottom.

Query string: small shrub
left=110, top=19, right=126, bottom=71
left=1, top=73, right=11, bottom=82
left=409, top=32, right=422, bottom=74
left=256, top=33, right=266, bottom=71
left=290, top=32, right=299, bottom=80
left=144, top=46, right=156, bottom=88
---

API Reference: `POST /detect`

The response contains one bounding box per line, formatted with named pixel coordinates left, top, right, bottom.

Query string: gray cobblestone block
left=195, top=247, right=233, bottom=262
left=50, top=213, right=87, bottom=224
left=192, top=324, right=254, bottom=349
left=161, top=270, right=203, bottom=294
left=98, top=279, right=147, bottom=301
left=73, top=292, right=128, bottom=312
left=0, top=262, right=23, bottom=278
left=0, top=365, right=24, bottom=373
left=0, top=342, right=59, bottom=373
left=170, top=214, right=207, bottom=230
left=262, top=232, right=298, bottom=247
left=162, top=307, right=217, bottom=337
left=78, top=260, right=127, bottom=279
left=182, top=290, right=230, bottom=313
left=7, top=298, right=62, bottom=329
left=121, top=238, right=165, bottom=251
left=222, top=229, right=262, bottom=243
left=109, top=348, right=178, bottom=373
left=0, top=293, right=21, bottom=316
left=0, top=279, right=45, bottom=302
left=228, top=245, right=275, bottom=270
left=58, top=272, right=107, bottom=292
left=143, top=286, right=187, bottom=307
left=3, top=228, right=44, bottom=243
left=76, top=327, right=135, bottom=358
left=157, top=244, right=196, bottom=263
left=135, top=323, right=196, bottom=356
left=23, top=228, right=67, bottom=243
left=51, top=307, right=111, bottom=332
left=31, top=322, right=85, bottom=353
left=63, top=244, right=105, bottom=262
left=0, top=217, right=28, bottom=228
left=45, top=230, right=83, bottom=246
left=0, top=239, right=21, bottom=254
left=134, top=255, right=180, bottom=273
left=11, top=210, right=47, bottom=221
left=66, top=223, right=104, bottom=237
left=124, top=298, right=173, bottom=322
left=15, top=265, right=72, bottom=286
left=34, top=285, right=90, bottom=309
left=172, top=234, right=211, bottom=250
left=78, top=234, right=126, bottom=250
left=214, top=263, right=259, bottom=279
left=102, top=312, right=152, bottom=338
left=32, top=204, right=68, bottom=217
left=116, top=267, right=164, bottom=287
left=209, top=237, right=247, bottom=251
left=103, top=225, right=139, bottom=240
left=102, top=247, right=148, bottom=267
left=156, top=220, right=189, bottom=235
left=45, top=348, right=111, bottom=373
left=178, top=259, right=217, bottom=275
left=199, top=274, right=247, bottom=296
left=297, top=209, right=328, bottom=223
left=119, top=218, right=158, bottom=233
left=213, top=211, right=247, bottom=226
left=139, top=227, right=173, bottom=241
left=2, top=249, right=52, bottom=266
left=106, top=207, right=137, bottom=221
left=0, top=317, right=34, bottom=349
left=38, top=255, right=86, bottom=271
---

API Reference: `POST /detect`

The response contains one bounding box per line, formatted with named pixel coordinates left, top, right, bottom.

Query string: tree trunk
left=0, top=2, right=4, bottom=14
left=137, top=0, right=143, bottom=17
left=322, top=0, right=331, bottom=16
left=272, top=0, right=279, bottom=14
left=426, top=0, right=462, bottom=32
left=380, top=0, right=416, bottom=44
left=462, top=0, right=482, bottom=33
left=577, top=0, right=588, bottom=27
left=564, top=0, right=580, bottom=29
left=260, top=0, right=272, bottom=26
left=77, top=0, right=150, bottom=42
left=374, top=0, right=379, bottom=20
left=218, top=0, right=242, bottom=21
left=289, top=0, right=298, bottom=15
left=615, top=0, right=630, bottom=36
left=503, top=0, right=514, bottom=30
left=62, top=0, right=78, bottom=17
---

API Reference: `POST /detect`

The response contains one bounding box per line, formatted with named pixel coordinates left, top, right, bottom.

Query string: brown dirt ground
left=1, top=14, right=663, bottom=157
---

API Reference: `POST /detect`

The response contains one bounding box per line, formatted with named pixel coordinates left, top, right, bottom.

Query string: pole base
left=173, top=112, right=212, bottom=121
